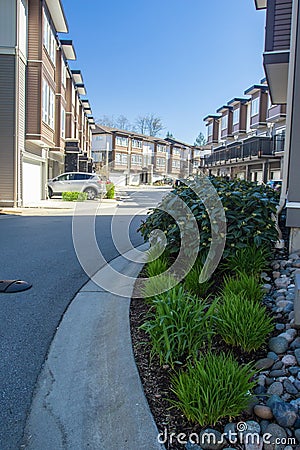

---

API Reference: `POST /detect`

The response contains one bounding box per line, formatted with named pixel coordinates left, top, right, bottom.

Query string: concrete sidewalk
left=22, top=244, right=164, bottom=450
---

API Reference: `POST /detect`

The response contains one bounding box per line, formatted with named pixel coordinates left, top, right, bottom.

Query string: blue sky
left=60, top=0, right=266, bottom=144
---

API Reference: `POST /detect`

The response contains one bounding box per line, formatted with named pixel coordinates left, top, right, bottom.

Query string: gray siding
left=0, top=55, right=16, bottom=205
left=266, top=0, right=292, bottom=52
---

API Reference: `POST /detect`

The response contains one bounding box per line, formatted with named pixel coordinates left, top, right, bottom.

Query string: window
left=157, top=144, right=166, bottom=152
left=193, top=150, right=201, bottom=157
left=61, top=106, right=65, bottom=138
left=74, top=174, right=92, bottom=180
left=115, top=153, right=128, bottom=165
left=173, top=148, right=180, bottom=156
left=131, top=154, right=142, bottom=165
left=61, top=59, right=67, bottom=88
left=172, top=160, right=180, bottom=169
left=116, top=136, right=128, bottom=147
left=207, top=123, right=213, bottom=137
left=42, top=78, right=55, bottom=129
left=43, top=10, right=56, bottom=65
left=156, top=157, right=165, bottom=167
left=221, top=114, right=228, bottom=130
left=251, top=97, right=259, bottom=117
left=132, top=139, right=142, bottom=148
left=233, top=108, right=239, bottom=125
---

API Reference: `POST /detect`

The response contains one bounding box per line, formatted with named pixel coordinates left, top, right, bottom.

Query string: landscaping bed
left=130, top=177, right=300, bottom=449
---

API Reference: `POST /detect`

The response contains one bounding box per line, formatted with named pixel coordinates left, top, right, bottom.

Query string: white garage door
left=22, top=161, right=42, bottom=205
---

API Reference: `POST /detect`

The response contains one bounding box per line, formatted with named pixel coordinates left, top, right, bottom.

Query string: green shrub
left=170, top=352, right=256, bottom=426
left=62, top=191, right=88, bottom=201
left=145, top=256, right=169, bottom=278
left=222, top=244, right=271, bottom=277
left=138, top=177, right=279, bottom=259
left=215, top=292, right=274, bottom=352
left=222, top=272, right=264, bottom=303
left=140, top=286, right=215, bottom=366
left=106, top=182, right=115, bottom=199
left=183, top=258, right=213, bottom=298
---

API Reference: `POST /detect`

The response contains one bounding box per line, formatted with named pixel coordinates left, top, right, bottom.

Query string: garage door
left=22, top=161, right=42, bottom=205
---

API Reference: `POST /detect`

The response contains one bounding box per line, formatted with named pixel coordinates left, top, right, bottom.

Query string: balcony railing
left=202, top=136, right=284, bottom=167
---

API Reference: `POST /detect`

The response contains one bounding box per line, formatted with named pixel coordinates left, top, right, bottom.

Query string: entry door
left=22, top=161, right=42, bottom=204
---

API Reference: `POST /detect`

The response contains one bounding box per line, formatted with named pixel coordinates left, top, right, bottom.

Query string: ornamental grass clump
left=216, top=292, right=274, bottom=352
left=141, top=274, right=178, bottom=301
left=170, top=352, right=256, bottom=426
left=183, top=258, right=213, bottom=298
left=140, top=286, right=215, bottom=366
left=222, top=244, right=271, bottom=278
left=222, top=272, right=264, bottom=303
left=145, top=256, right=169, bottom=278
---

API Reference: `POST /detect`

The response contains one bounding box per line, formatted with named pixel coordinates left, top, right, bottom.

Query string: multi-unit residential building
left=92, top=126, right=197, bottom=185
left=201, top=78, right=286, bottom=183
left=253, top=0, right=300, bottom=252
left=0, top=0, right=96, bottom=206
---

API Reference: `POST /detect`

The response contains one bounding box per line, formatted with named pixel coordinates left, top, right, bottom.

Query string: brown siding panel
left=0, top=55, right=15, bottom=203
left=26, top=62, right=41, bottom=136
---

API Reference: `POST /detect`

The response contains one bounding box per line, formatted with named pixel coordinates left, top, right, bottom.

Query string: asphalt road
left=0, top=187, right=168, bottom=450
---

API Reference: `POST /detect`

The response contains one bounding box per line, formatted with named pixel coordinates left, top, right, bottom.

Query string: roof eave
left=45, top=0, right=68, bottom=33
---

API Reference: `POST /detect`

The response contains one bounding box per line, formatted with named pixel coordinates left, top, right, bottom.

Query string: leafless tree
left=135, top=113, right=164, bottom=136
left=134, top=115, right=148, bottom=135
left=114, top=115, right=132, bottom=131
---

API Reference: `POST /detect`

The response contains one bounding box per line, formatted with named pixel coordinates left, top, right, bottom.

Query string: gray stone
left=295, top=349, right=300, bottom=365
left=223, top=423, right=235, bottom=437
left=283, top=379, right=298, bottom=395
left=276, top=323, right=286, bottom=331
left=186, top=444, right=203, bottom=450
left=264, top=424, right=287, bottom=450
left=295, top=428, right=300, bottom=443
left=293, top=260, right=300, bottom=268
left=275, top=277, right=291, bottom=289
left=290, top=397, right=300, bottom=408
left=281, top=393, right=292, bottom=402
left=253, top=404, right=273, bottom=419
left=282, top=355, right=297, bottom=366
left=289, top=311, right=295, bottom=321
left=267, top=351, right=279, bottom=361
left=272, top=361, right=284, bottom=370
left=244, top=441, right=262, bottom=450
left=294, top=379, right=300, bottom=390
left=259, top=420, right=269, bottom=435
left=266, top=394, right=283, bottom=409
left=255, top=358, right=276, bottom=370
left=269, top=336, right=289, bottom=354
left=269, top=369, right=286, bottom=378
left=278, top=332, right=295, bottom=343
left=257, top=374, right=266, bottom=386
left=272, top=262, right=281, bottom=270
left=284, top=303, right=294, bottom=313
left=199, top=429, right=225, bottom=450
left=289, top=253, right=299, bottom=260
left=265, top=377, right=274, bottom=387
left=272, top=400, right=298, bottom=427
left=286, top=293, right=295, bottom=301
left=291, top=337, right=300, bottom=350
left=289, top=366, right=300, bottom=376
left=267, top=381, right=284, bottom=396
left=273, top=271, right=281, bottom=279
left=262, top=284, right=272, bottom=293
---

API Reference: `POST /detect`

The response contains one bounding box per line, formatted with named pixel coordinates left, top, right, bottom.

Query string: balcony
left=202, top=136, right=283, bottom=167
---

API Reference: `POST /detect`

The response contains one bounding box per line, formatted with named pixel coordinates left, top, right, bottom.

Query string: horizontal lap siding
left=273, top=0, right=292, bottom=51
left=0, top=55, right=15, bottom=202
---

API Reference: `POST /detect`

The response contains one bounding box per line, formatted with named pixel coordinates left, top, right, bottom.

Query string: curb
left=22, top=244, right=165, bottom=450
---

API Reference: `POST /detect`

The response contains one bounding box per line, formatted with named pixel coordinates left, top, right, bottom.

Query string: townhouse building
left=202, top=79, right=286, bottom=183
left=92, top=126, right=195, bottom=186
left=0, top=0, right=95, bottom=206
left=254, top=0, right=300, bottom=251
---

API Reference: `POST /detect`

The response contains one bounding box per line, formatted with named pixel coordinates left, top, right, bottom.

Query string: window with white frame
left=115, top=153, right=128, bottom=165
left=116, top=136, right=128, bottom=147
left=131, top=154, right=142, bottom=165
left=42, top=78, right=55, bottom=129
left=61, top=58, right=67, bottom=88
left=172, top=160, right=180, bottom=168
left=207, top=123, right=213, bottom=137
left=233, top=108, right=240, bottom=125
left=173, top=148, right=180, bottom=156
left=132, top=139, right=142, bottom=148
left=43, top=10, right=56, bottom=65
left=221, top=114, right=228, bottom=130
left=157, top=144, right=166, bottom=152
left=251, top=97, right=259, bottom=117
left=61, top=106, right=65, bottom=138
left=156, top=157, right=165, bottom=167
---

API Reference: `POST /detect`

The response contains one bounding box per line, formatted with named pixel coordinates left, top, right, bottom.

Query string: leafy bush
left=62, top=191, right=88, bottom=201
left=222, top=272, right=264, bottom=303
left=170, top=352, right=256, bottom=426
left=145, top=256, right=169, bottom=278
left=222, top=244, right=271, bottom=277
left=138, top=177, right=279, bottom=260
left=215, top=292, right=274, bottom=352
left=140, top=286, right=215, bottom=366
left=106, top=182, right=115, bottom=199
left=183, top=258, right=213, bottom=298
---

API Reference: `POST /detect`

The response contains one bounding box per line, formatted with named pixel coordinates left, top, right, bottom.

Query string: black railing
left=202, top=136, right=284, bottom=167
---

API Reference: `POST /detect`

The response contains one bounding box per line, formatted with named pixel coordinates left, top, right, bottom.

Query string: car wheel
left=48, top=187, right=53, bottom=199
left=84, top=187, right=97, bottom=200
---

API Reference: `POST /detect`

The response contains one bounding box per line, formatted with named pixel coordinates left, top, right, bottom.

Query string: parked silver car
left=47, top=172, right=106, bottom=200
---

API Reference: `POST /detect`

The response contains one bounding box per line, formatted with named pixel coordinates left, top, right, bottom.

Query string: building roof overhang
left=60, top=40, right=76, bottom=60
left=216, top=105, right=233, bottom=114
left=244, top=84, right=268, bottom=95
left=76, top=84, right=86, bottom=95
left=227, top=97, right=250, bottom=107
left=254, top=0, right=267, bottom=10
left=203, top=114, right=221, bottom=122
left=45, top=0, right=68, bottom=32
left=71, top=70, right=84, bottom=84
